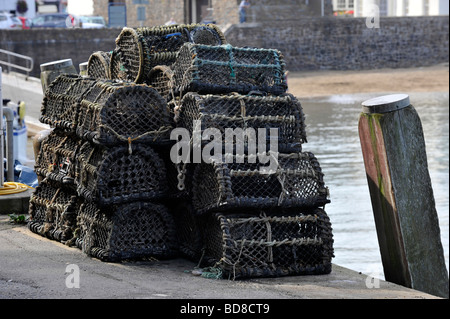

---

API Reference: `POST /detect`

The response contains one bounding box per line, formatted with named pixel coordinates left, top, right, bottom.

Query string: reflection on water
left=300, top=92, right=449, bottom=279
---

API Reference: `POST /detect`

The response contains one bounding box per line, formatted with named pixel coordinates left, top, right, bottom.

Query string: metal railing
left=0, top=49, right=34, bottom=78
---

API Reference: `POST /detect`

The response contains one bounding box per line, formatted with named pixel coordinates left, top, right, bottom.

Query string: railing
left=0, top=49, right=34, bottom=78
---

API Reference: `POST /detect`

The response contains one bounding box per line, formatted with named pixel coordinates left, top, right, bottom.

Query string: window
left=379, top=0, right=387, bottom=16
left=423, top=0, right=429, bottom=16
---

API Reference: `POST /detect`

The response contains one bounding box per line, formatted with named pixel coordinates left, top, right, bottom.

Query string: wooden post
left=358, top=94, right=448, bottom=298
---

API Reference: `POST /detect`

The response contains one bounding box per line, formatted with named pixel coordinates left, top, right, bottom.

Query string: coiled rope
left=0, top=182, right=34, bottom=195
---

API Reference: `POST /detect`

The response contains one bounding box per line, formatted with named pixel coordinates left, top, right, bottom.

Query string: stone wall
left=0, top=16, right=448, bottom=79
left=225, top=16, right=449, bottom=71
left=0, top=28, right=121, bottom=78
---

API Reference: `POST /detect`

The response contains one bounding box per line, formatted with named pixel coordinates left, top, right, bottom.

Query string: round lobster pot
left=87, top=51, right=112, bottom=80
left=176, top=92, right=307, bottom=153
left=40, top=74, right=97, bottom=132
left=76, top=81, right=171, bottom=146
left=28, top=180, right=78, bottom=244
left=148, top=65, right=175, bottom=102
left=34, top=129, right=80, bottom=185
left=110, top=24, right=226, bottom=83
left=75, top=141, right=169, bottom=206
left=199, top=208, right=334, bottom=279
left=76, top=201, right=178, bottom=262
left=192, top=152, right=330, bottom=214
left=171, top=43, right=287, bottom=96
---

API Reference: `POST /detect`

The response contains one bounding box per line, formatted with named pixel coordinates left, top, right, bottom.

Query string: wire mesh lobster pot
left=39, top=74, right=97, bottom=132
left=176, top=92, right=307, bottom=152
left=87, top=51, right=112, bottom=80
left=75, top=141, right=169, bottom=206
left=34, top=129, right=80, bottom=185
left=76, top=201, right=178, bottom=262
left=192, top=152, right=330, bottom=214
left=76, top=81, right=171, bottom=146
left=171, top=43, right=287, bottom=96
left=28, top=181, right=78, bottom=244
left=111, top=24, right=226, bottom=83
left=199, top=208, right=334, bottom=279
left=148, top=65, right=176, bottom=102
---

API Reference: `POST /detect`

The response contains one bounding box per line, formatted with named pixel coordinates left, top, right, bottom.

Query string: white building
left=334, top=0, right=449, bottom=16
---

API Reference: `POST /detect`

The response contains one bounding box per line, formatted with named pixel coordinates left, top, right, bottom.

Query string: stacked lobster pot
left=160, top=41, right=334, bottom=279
left=29, top=73, right=179, bottom=262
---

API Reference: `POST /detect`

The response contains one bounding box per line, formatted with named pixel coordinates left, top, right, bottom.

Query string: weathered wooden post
left=358, top=94, right=448, bottom=298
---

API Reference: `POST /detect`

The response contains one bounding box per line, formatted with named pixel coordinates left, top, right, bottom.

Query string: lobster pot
left=148, top=65, right=175, bottom=101
left=76, top=141, right=169, bottom=206
left=28, top=181, right=78, bottom=244
left=87, top=51, right=112, bottom=80
left=76, top=201, right=178, bottom=262
left=34, top=129, right=80, bottom=185
left=171, top=43, right=287, bottom=96
left=111, top=24, right=226, bottom=83
left=199, top=209, right=334, bottom=279
left=169, top=201, right=203, bottom=261
left=177, top=92, right=307, bottom=152
left=39, top=74, right=97, bottom=131
left=76, top=81, right=171, bottom=146
left=192, top=152, right=330, bottom=214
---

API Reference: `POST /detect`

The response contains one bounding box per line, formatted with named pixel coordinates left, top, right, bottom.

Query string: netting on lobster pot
left=76, top=201, right=178, bottom=262
left=75, top=141, right=169, bottom=206
left=176, top=92, right=307, bottom=152
left=28, top=180, right=78, bottom=244
left=148, top=65, right=176, bottom=102
left=76, top=81, right=171, bottom=146
left=192, top=152, right=330, bottom=214
left=34, top=129, right=80, bottom=185
left=40, top=74, right=97, bottom=132
left=198, top=208, right=334, bottom=279
left=110, top=24, right=226, bottom=83
left=171, top=43, right=287, bottom=96
left=87, top=51, right=112, bottom=80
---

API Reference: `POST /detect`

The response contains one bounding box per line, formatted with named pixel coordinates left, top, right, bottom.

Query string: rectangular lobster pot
left=176, top=92, right=307, bottom=152
left=28, top=180, right=78, bottom=244
left=87, top=51, right=112, bottom=80
left=171, top=43, right=287, bottom=96
left=39, top=74, right=97, bottom=132
left=192, top=152, right=330, bottom=214
left=75, top=141, right=169, bottom=206
left=76, top=201, right=178, bottom=262
left=76, top=81, right=171, bottom=146
left=111, top=24, right=226, bottom=83
left=198, top=208, right=334, bottom=279
left=34, top=129, right=80, bottom=185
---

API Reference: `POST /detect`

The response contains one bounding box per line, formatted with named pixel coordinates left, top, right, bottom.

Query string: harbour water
left=300, top=91, right=449, bottom=279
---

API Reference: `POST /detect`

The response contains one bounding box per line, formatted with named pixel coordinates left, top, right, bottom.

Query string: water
left=300, top=91, right=449, bottom=279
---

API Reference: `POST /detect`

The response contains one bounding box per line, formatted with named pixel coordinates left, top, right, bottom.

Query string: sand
left=286, top=63, right=449, bottom=99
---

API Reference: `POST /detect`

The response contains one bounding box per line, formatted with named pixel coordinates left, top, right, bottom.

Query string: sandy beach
left=287, top=63, right=449, bottom=99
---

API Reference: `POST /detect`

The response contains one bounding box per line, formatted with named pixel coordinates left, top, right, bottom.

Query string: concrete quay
left=0, top=217, right=441, bottom=300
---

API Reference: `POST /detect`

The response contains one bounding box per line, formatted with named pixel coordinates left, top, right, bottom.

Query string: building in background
left=93, top=0, right=334, bottom=28
left=351, top=0, right=449, bottom=17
